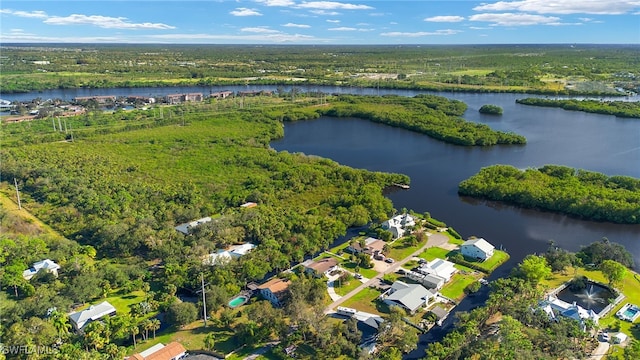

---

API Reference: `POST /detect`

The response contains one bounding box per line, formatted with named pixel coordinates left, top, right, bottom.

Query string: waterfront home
left=302, top=257, right=339, bottom=278
left=130, top=341, right=187, bottom=360
left=382, top=213, right=415, bottom=239
left=417, top=258, right=457, bottom=282
left=405, top=270, right=446, bottom=290
left=540, top=295, right=599, bottom=329
left=202, top=243, right=256, bottom=265
left=382, top=281, right=436, bottom=314
left=461, top=238, right=495, bottom=260
left=258, top=278, right=291, bottom=307
left=174, top=216, right=213, bottom=235
left=23, top=259, right=61, bottom=280
left=69, top=301, right=116, bottom=332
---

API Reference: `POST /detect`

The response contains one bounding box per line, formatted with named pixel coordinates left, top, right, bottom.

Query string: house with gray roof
left=382, top=281, right=436, bottom=314
left=68, top=301, right=116, bottom=332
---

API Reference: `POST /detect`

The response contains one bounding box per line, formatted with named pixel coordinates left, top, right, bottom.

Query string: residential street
left=324, top=233, right=449, bottom=314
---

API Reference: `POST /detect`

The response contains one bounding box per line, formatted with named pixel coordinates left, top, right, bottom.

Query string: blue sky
left=1, top=1, right=639, bottom=44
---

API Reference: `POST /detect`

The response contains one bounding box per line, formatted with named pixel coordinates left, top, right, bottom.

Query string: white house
left=203, top=243, right=256, bottom=265
left=175, top=216, right=212, bottom=235
left=382, top=281, right=436, bottom=314
left=382, top=214, right=416, bottom=239
left=68, top=301, right=116, bottom=332
left=23, top=259, right=61, bottom=280
left=418, top=258, right=457, bottom=282
left=540, top=295, right=599, bottom=329
left=461, top=238, right=495, bottom=261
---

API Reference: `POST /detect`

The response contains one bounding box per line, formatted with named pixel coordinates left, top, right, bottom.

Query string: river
left=3, top=85, right=639, bottom=358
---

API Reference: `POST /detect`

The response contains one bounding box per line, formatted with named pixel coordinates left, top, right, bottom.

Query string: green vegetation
left=340, top=287, right=385, bottom=315
left=449, top=250, right=510, bottom=274
left=479, top=104, right=503, bottom=115
left=440, top=273, right=478, bottom=302
left=459, top=164, right=640, bottom=224
left=2, top=44, right=638, bottom=95
left=516, top=98, right=640, bottom=118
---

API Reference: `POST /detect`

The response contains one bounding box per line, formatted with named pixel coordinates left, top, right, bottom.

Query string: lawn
left=418, top=246, right=452, bottom=261
left=341, top=261, right=378, bottom=279
left=333, top=278, right=362, bottom=296
left=388, top=236, right=427, bottom=261
left=340, top=287, right=386, bottom=315
left=470, top=250, right=510, bottom=272
left=440, top=273, right=479, bottom=302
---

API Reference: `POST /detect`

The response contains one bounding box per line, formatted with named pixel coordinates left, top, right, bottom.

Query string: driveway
left=324, top=233, right=449, bottom=313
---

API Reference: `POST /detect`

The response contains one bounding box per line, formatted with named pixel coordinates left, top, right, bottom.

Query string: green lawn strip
left=341, top=262, right=378, bottom=279
left=388, top=237, right=427, bottom=261
left=333, top=278, right=363, bottom=296
left=466, top=250, right=510, bottom=272
left=440, top=273, right=479, bottom=302
left=418, top=246, right=452, bottom=261
left=340, top=287, right=386, bottom=315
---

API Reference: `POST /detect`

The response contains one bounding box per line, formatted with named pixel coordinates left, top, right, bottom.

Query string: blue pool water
left=228, top=296, right=248, bottom=308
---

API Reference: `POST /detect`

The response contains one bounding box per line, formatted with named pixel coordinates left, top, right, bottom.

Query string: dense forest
left=516, top=98, right=640, bottom=118
left=1, top=44, right=638, bottom=95
left=458, top=165, right=640, bottom=224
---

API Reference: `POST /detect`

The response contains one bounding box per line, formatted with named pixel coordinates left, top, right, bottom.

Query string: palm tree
left=130, top=323, right=140, bottom=348
left=50, top=310, right=71, bottom=341
left=150, top=318, right=161, bottom=339
left=142, top=319, right=153, bottom=341
left=204, top=333, right=216, bottom=351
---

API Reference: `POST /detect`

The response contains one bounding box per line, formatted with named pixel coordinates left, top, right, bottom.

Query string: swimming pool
left=228, top=295, right=249, bottom=308
left=616, top=303, right=640, bottom=322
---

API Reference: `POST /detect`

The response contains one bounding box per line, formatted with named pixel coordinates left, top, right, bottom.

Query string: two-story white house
left=461, top=238, right=495, bottom=261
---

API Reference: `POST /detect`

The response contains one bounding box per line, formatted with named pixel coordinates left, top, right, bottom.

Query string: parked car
left=385, top=258, right=395, bottom=263
left=354, top=273, right=363, bottom=279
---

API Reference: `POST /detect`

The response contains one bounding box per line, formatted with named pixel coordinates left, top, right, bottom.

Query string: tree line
left=516, top=98, right=640, bottom=118
left=458, top=164, right=640, bottom=224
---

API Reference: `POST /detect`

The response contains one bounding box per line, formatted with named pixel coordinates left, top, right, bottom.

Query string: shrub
left=479, top=104, right=503, bottom=115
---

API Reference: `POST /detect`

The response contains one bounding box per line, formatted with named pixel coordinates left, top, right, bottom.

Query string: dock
left=393, top=183, right=410, bottom=189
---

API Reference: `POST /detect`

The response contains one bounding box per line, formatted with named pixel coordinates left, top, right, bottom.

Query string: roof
left=130, top=342, right=187, bottom=360
left=240, top=202, right=257, bottom=208
left=305, top=257, right=338, bottom=274
left=68, top=301, right=116, bottom=330
left=258, top=278, right=291, bottom=294
left=175, top=217, right=212, bottom=235
left=202, top=243, right=256, bottom=265
left=386, top=281, right=434, bottom=313
left=430, top=305, right=448, bottom=320
left=23, top=259, right=61, bottom=279
left=462, top=238, right=495, bottom=253
left=421, top=259, right=457, bottom=281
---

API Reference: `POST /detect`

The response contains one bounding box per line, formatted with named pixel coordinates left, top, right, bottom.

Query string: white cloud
left=328, top=26, right=357, bottom=31
left=310, top=10, right=341, bottom=15
left=425, top=15, right=465, bottom=22
left=389, top=21, right=398, bottom=25
left=0, top=9, right=48, bottom=18
left=230, top=8, right=263, bottom=16
left=44, top=14, right=176, bottom=29
left=282, top=23, right=311, bottom=28
left=241, top=27, right=281, bottom=33
left=381, top=29, right=461, bottom=37
left=296, top=1, right=374, bottom=10
left=473, top=0, right=640, bottom=15
left=148, top=33, right=318, bottom=43
left=469, top=13, right=562, bottom=26
left=326, top=19, right=341, bottom=23
left=469, top=26, right=490, bottom=30
left=255, top=0, right=296, bottom=6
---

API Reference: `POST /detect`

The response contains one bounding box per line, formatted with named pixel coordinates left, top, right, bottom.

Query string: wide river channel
left=3, top=85, right=639, bottom=357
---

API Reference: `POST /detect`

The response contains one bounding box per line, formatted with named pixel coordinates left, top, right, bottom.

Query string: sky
left=1, top=1, right=639, bottom=44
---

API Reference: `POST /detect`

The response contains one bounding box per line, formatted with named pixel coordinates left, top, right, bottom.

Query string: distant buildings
left=382, top=213, right=415, bottom=239
left=68, top=301, right=116, bottom=332
left=23, top=259, right=61, bottom=280
left=165, top=93, right=203, bottom=104
left=461, top=238, right=495, bottom=260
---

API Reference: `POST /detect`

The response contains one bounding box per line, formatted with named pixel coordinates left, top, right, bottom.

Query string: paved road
left=588, top=340, right=610, bottom=360
left=324, top=233, right=449, bottom=314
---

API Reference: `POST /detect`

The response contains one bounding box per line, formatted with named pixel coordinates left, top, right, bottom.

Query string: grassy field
left=333, top=278, right=363, bottom=296
left=388, top=236, right=427, bottom=261
left=340, top=287, right=386, bottom=315
left=440, top=273, right=479, bottom=302
left=463, top=250, right=510, bottom=273
left=418, top=246, right=452, bottom=261
left=341, top=262, right=378, bottom=279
